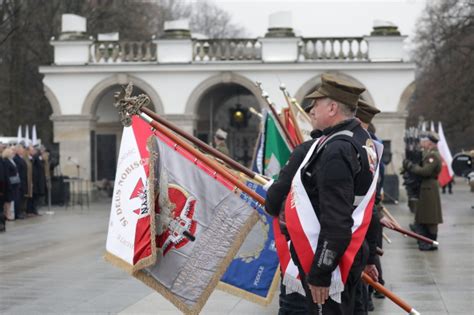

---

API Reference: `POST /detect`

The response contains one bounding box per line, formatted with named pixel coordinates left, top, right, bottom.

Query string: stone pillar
left=260, top=11, right=300, bottom=62
left=155, top=20, right=193, bottom=63
left=364, top=21, right=407, bottom=62
left=373, top=111, right=408, bottom=201
left=52, top=115, right=97, bottom=181
left=50, top=14, right=92, bottom=65
left=164, top=114, right=196, bottom=135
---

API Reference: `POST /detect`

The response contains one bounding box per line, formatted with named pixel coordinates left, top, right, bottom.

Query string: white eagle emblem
left=363, top=139, right=378, bottom=175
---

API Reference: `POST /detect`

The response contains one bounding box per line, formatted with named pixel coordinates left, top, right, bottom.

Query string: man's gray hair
left=334, top=100, right=356, bottom=117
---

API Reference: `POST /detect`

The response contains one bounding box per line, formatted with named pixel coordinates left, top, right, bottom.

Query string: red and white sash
left=276, top=133, right=383, bottom=303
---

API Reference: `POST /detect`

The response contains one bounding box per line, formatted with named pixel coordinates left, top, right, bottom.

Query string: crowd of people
left=0, top=142, right=51, bottom=232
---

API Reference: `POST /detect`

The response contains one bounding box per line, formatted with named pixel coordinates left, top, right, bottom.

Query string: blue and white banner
left=219, top=181, right=280, bottom=305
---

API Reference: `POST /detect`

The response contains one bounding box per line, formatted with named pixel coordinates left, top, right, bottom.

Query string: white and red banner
left=279, top=137, right=383, bottom=303
left=437, top=122, right=454, bottom=187
left=132, top=128, right=258, bottom=315
left=105, top=116, right=156, bottom=271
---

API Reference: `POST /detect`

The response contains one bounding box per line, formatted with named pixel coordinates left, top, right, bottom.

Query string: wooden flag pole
left=279, top=84, right=304, bottom=144
left=361, top=273, right=420, bottom=315
left=114, top=82, right=266, bottom=204
left=139, top=107, right=267, bottom=186
left=139, top=112, right=266, bottom=206
left=381, top=206, right=403, bottom=229
left=256, top=81, right=297, bottom=149
left=381, top=221, right=439, bottom=246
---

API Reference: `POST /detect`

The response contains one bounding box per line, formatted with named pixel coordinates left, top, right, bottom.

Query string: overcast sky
left=199, top=0, right=427, bottom=39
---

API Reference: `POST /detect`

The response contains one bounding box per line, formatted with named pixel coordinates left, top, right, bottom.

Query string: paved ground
left=1, top=181, right=473, bottom=314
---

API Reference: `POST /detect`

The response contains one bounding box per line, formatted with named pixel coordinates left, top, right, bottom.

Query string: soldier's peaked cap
left=304, top=73, right=366, bottom=112
left=356, top=99, right=381, bottom=124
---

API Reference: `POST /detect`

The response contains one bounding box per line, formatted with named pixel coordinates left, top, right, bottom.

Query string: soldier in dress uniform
left=403, top=131, right=443, bottom=251
left=214, top=128, right=230, bottom=156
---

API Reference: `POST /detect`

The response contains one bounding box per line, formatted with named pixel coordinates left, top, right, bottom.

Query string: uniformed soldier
left=214, top=128, right=230, bottom=156
left=403, top=131, right=443, bottom=251
left=266, top=73, right=375, bottom=314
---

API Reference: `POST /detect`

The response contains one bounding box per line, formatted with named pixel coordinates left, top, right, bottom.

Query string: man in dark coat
left=14, top=144, right=28, bottom=219
left=403, top=132, right=443, bottom=250
left=266, top=74, right=375, bottom=314
left=27, top=146, right=44, bottom=215
left=0, top=143, right=9, bottom=231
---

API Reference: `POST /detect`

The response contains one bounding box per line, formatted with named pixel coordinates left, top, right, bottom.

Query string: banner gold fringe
left=217, top=268, right=280, bottom=306
left=133, top=212, right=259, bottom=315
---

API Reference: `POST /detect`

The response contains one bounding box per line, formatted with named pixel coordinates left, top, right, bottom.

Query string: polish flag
left=437, top=122, right=454, bottom=187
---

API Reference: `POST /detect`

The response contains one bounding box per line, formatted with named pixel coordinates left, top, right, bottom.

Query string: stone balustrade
left=87, top=37, right=371, bottom=63
left=298, top=37, right=369, bottom=61
left=192, top=39, right=262, bottom=62
left=90, top=41, right=157, bottom=63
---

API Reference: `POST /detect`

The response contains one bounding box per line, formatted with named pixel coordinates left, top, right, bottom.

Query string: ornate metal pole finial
left=114, top=82, right=151, bottom=127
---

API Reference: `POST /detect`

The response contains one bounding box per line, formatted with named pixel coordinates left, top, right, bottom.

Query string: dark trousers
left=278, top=243, right=368, bottom=315
left=0, top=199, right=5, bottom=230
left=27, top=197, right=36, bottom=214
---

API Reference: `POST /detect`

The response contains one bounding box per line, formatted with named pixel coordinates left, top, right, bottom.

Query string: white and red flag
left=131, top=126, right=258, bottom=315
left=437, top=122, right=454, bottom=187
left=280, top=137, right=383, bottom=303
left=105, top=116, right=156, bottom=272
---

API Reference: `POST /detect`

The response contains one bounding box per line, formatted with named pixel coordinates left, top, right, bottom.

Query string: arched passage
left=43, top=84, right=62, bottom=116
left=397, top=81, right=416, bottom=113
left=193, top=81, right=262, bottom=167
left=84, top=75, right=162, bottom=182
left=185, top=72, right=265, bottom=116
left=82, top=74, right=164, bottom=116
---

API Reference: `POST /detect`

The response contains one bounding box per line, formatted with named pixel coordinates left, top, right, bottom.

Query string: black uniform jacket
left=13, top=154, right=27, bottom=196
left=266, top=119, right=373, bottom=287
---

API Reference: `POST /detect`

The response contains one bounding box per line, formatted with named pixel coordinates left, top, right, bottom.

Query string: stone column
left=260, top=11, right=300, bottom=62
left=52, top=115, right=97, bottom=181
left=373, top=111, right=408, bottom=201
left=155, top=20, right=193, bottom=63
left=364, top=21, right=407, bottom=62
left=50, top=14, right=92, bottom=65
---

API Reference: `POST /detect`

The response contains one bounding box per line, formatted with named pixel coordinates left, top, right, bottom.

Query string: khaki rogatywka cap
left=356, top=99, right=381, bottom=124
left=305, top=73, right=366, bottom=111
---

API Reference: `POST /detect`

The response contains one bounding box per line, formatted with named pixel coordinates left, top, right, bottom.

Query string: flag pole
left=114, top=83, right=265, bottom=205
left=140, top=106, right=267, bottom=186
left=361, top=273, right=420, bottom=315
left=381, top=206, right=403, bottom=229
left=381, top=221, right=439, bottom=246
left=255, top=81, right=297, bottom=149
left=279, top=84, right=304, bottom=144
left=140, top=112, right=265, bottom=205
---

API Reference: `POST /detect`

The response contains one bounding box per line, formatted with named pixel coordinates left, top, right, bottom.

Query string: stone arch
left=185, top=72, right=265, bottom=116
left=81, top=73, right=164, bottom=116
left=294, top=71, right=375, bottom=107
left=43, top=83, right=62, bottom=116
left=397, top=81, right=416, bottom=112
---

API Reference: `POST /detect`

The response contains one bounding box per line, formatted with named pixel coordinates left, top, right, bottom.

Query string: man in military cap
left=355, top=100, right=399, bottom=312
left=266, top=73, right=377, bottom=314
left=214, top=128, right=230, bottom=156
left=403, top=131, right=443, bottom=251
